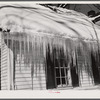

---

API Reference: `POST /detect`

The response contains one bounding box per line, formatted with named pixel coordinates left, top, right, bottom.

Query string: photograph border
left=0, top=0, right=100, bottom=99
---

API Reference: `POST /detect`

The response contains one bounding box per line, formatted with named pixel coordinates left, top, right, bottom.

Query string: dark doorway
left=70, top=56, right=79, bottom=87
left=46, top=45, right=56, bottom=89
left=91, top=51, right=100, bottom=85
left=71, top=67, right=79, bottom=87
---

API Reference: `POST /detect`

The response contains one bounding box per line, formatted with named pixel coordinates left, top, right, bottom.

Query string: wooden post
left=7, top=33, right=10, bottom=90
left=0, top=31, right=1, bottom=90
left=7, top=34, right=14, bottom=90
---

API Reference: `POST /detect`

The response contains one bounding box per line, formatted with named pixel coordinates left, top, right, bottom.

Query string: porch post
left=7, top=35, right=14, bottom=90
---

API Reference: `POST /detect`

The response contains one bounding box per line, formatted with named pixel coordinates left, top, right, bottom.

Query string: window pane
left=55, top=59, right=59, bottom=67
left=56, top=78, right=60, bottom=85
left=60, top=59, right=64, bottom=67
left=62, top=78, right=66, bottom=84
left=66, top=68, right=68, bottom=75
left=61, top=68, right=65, bottom=76
left=56, top=68, right=60, bottom=77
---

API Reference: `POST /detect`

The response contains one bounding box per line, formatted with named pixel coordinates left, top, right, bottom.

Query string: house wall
left=13, top=36, right=46, bottom=90
left=0, top=33, right=97, bottom=90
left=77, top=47, right=94, bottom=87
left=1, top=34, right=46, bottom=90
left=1, top=33, right=8, bottom=90
left=14, top=54, right=46, bottom=90
left=78, top=56, right=94, bottom=87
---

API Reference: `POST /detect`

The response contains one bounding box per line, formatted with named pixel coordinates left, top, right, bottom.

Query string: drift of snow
left=0, top=4, right=100, bottom=41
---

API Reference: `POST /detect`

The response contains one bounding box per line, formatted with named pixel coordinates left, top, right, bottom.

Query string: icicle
left=34, top=35, right=37, bottom=76
left=19, top=35, right=22, bottom=71
left=38, top=36, right=41, bottom=73
left=31, top=35, right=34, bottom=79
left=30, top=35, right=34, bottom=90
left=27, top=35, right=30, bottom=67
left=63, top=38, right=66, bottom=57
left=12, top=34, right=16, bottom=90
left=40, top=36, right=45, bottom=71
left=24, top=35, right=26, bottom=68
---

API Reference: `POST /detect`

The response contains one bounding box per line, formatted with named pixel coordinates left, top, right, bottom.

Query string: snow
left=0, top=4, right=100, bottom=40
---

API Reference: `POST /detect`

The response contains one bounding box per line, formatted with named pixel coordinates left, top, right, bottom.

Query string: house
left=0, top=4, right=100, bottom=90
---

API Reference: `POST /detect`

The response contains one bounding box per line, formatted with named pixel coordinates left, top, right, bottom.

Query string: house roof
left=0, top=4, right=100, bottom=41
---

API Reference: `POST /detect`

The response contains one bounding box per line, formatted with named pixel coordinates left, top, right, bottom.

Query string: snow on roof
left=0, top=4, right=100, bottom=40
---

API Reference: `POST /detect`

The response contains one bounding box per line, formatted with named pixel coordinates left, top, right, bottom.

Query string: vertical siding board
left=12, top=36, right=16, bottom=90
left=9, top=35, right=14, bottom=90
left=0, top=32, right=1, bottom=90
left=14, top=37, right=17, bottom=90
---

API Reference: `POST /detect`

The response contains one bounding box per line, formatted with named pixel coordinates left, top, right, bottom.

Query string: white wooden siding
left=1, top=33, right=8, bottom=90
left=14, top=54, right=46, bottom=90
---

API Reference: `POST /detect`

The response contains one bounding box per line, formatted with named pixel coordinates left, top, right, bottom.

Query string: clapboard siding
left=1, top=34, right=47, bottom=90
left=15, top=77, right=46, bottom=82
left=1, top=87, right=7, bottom=90
left=1, top=37, right=8, bottom=90
left=1, top=67, right=7, bottom=71
left=77, top=52, right=94, bottom=87
left=14, top=55, right=46, bottom=90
